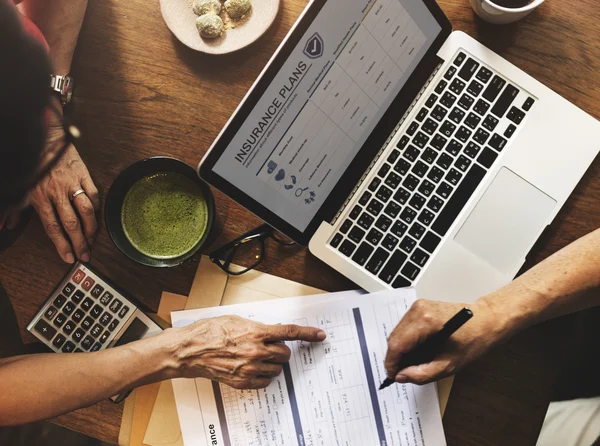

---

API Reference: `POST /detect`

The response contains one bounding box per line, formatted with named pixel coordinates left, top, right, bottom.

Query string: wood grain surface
left=0, top=0, right=598, bottom=444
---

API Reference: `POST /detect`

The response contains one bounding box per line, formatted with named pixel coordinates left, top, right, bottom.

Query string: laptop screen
left=211, top=0, right=442, bottom=232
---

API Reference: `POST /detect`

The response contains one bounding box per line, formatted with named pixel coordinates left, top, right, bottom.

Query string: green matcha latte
left=121, top=173, right=209, bottom=259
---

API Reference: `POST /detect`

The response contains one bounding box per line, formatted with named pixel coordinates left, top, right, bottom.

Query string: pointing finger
left=262, top=324, right=327, bottom=343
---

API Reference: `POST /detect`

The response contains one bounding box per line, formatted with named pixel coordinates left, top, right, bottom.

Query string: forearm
left=481, top=227, right=600, bottom=336
left=0, top=331, right=179, bottom=426
left=18, top=0, right=87, bottom=74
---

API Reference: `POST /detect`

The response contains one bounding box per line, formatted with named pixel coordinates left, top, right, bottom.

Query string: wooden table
left=0, top=0, right=598, bottom=444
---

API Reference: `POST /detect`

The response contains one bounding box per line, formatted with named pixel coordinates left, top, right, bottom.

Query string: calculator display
left=114, top=317, right=150, bottom=347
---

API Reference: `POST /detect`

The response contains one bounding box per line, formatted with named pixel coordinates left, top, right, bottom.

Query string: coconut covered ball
left=192, top=0, right=221, bottom=16
left=196, top=13, right=224, bottom=38
left=224, top=0, right=252, bottom=19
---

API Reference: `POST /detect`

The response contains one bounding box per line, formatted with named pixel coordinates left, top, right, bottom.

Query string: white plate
left=160, top=0, right=280, bottom=54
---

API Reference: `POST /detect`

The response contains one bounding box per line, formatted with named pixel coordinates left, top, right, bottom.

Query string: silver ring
left=71, top=189, right=87, bottom=201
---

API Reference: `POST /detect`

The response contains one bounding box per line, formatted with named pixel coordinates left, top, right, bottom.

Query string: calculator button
left=52, top=334, right=66, bottom=348
left=81, top=316, right=94, bottom=331
left=100, top=312, right=113, bottom=327
left=75, top=348, right=84, bottom=353
left=62, top=341, right=76, bottom=353
left=34, top=319, right=57, bottom=341
left=109, top=299, right=123, bottom=314
left=72, top=309, right=85, bottom=323
left=90, top=343, right=102, bottom=352
left=62, top=283, right=75, bottom=297
left=100, top=291, right=113, bottom=306
left=63, top=320, right=76, bottom=335
left=99, top=331, right=110, bottom=344
left=91, top=304, right=103, bottom=319
left=81, top=297, right=94, bottom=312
left=81, top=336, right=94, bottom=351
left=91, top=324, right=103, bottom=338
left=44, top=306, right=58, bottom=321
left=53, top=294, right=67, bottom=309
left=72, top=328, right=85, bottom=343
left=81, top=277, right=95, bottom=291
left=72, top=290, right=85, bottom=304
left=108, top=319, right=120, bottom=332
left=118, top=306, right=130, bottom=319
left=72, top=269, right=86, bottom=284
left=53, top=313, right=66, bottom=328
left=63, top=301, right=76, bottom=316
left=91, top=284, right=104, bottom=299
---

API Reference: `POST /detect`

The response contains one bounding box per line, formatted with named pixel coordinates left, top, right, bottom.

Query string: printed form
left=171, top=289, right=446, bottom=446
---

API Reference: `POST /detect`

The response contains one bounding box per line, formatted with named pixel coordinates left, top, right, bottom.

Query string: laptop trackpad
left=455, top=167, right=556, bottom=274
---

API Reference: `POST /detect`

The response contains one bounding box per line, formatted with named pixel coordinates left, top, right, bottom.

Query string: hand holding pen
left=382, top=300, right=500, bottom=387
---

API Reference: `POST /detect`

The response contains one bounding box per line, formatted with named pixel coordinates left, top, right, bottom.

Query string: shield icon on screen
left=303, top=33, right=324, bottom=59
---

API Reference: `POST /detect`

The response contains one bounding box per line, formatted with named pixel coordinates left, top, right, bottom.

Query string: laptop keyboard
left=330, top=51, right=536, bottom=288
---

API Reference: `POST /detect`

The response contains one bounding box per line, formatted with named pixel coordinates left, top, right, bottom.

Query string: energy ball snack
left=192, top=0, right=222, bottom=16
left=196, top=13, right=224, bottom=38
left=224, top=0, right=252, bottom=19
left=190, top=0, right=253, bottom=40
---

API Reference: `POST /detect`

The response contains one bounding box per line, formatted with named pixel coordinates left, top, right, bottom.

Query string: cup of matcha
left=105, top=157, right=214, bottom=267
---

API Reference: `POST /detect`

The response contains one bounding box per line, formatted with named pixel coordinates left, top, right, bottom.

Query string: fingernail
left=65, top=253, right=75, bottom=264
left=317, top=330, right=327, bottom=341
left=81, top=252, right=90, bottom=263
left=395, top=374, right=408, bottom=383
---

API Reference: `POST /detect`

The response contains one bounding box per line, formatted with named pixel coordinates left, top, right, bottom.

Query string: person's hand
left=28, top=140, right=99, bottom=264
left=172, top=315, right=327, bottom=389
left=384, top=299, right=508, bottom=385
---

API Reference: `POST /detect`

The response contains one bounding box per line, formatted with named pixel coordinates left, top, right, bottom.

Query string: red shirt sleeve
left=19, top=11, right=49, bottom=51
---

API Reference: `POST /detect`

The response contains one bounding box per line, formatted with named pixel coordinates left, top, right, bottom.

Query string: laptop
left=199, top=0, right=600, bottom=302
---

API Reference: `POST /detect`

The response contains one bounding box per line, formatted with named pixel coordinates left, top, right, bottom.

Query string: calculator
left=28, top=262, right=165, bottom=354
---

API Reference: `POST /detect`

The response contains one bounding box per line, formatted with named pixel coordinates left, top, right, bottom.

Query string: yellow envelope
left=118, top=390, right=136, bottom=446
left=130, top=383, right=161, bottom=446
left=143, top=381, right=184, bottom=446
left=118, top=292, right=188, bottom=446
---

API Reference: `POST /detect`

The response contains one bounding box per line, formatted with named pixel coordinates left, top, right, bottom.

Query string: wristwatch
left=49, top=74, right=74, bottom=106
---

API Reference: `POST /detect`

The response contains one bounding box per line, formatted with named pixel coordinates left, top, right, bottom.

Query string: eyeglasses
left=0, top=103, right=79, bottom=210
left=209, top=224, right=296, bottom=275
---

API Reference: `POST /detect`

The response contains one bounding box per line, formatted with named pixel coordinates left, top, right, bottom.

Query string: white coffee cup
left=470, top=0, right=545, bottom=25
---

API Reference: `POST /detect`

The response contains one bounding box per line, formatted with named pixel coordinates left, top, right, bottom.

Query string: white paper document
left=171, top=289, right=446, bottom=446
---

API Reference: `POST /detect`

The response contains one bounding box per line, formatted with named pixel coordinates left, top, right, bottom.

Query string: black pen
left=379, top=307, right=473, bottom=390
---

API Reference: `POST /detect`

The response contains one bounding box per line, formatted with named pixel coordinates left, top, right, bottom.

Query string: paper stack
left=118, top=256, right=453, bottom=446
